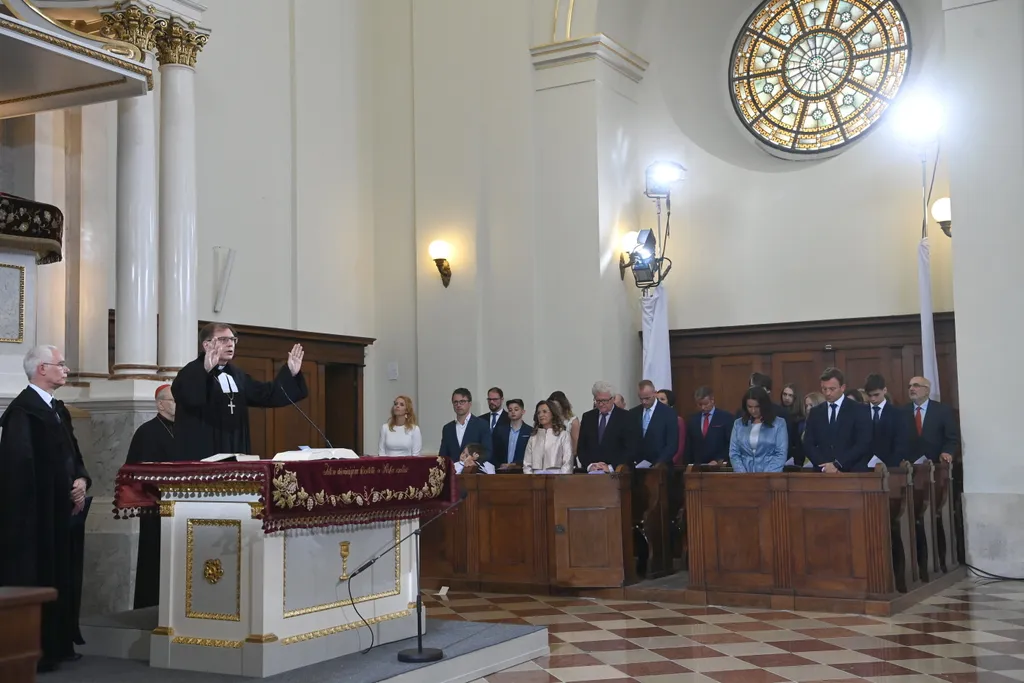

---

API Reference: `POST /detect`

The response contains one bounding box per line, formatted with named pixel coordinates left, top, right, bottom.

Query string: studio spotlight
left=645, top=161, right=685, bottom=199
left=630, top=229, right=657, bottom=286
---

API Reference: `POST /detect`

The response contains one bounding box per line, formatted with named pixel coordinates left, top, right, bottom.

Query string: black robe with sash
left=124, top=414, right=176, bottom=609
left=0, top=387, right=91, bottom=664
left=171, top=353, right=308, bottom=460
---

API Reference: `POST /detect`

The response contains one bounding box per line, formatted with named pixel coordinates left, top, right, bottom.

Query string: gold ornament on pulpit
left=203, top=558, right=224, bottom=585
left=339, top=541, right=350, bottom=581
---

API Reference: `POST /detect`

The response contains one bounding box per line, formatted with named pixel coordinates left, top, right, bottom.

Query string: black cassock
left=171, top=353, right=309, bottom=460
left=124, top=414, right=176, bottom=609
left=0, top=387, right=91, bottom=663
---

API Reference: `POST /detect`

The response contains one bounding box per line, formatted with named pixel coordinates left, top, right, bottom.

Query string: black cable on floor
left=964, top=563, right=1024, bottom=582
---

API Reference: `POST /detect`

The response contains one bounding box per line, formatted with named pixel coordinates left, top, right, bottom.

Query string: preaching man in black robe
left=0, top=345, right=91, bottom=672
left=172, top=322, right=308, bottom=460
left=124, top=383, right=177, bottom=609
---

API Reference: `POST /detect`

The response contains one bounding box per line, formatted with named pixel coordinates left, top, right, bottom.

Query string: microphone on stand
left=278, top=384, right=334, bottom=449
left=345, top=489, right=468, bottom=661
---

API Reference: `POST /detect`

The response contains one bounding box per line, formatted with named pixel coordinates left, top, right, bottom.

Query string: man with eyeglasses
left=172, top=322, right=308, bottom=460
left=577, top=381, right=636, bottom=473
left=439, top=388, right=492, bottom=461
left=0, top=345, right=91, bottom=672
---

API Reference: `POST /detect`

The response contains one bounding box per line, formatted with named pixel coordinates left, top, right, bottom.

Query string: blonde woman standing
left=378, top=395, right=422, bottom=456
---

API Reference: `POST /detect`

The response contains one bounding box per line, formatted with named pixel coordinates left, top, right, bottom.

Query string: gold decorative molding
left=185, top=518, right=241, bottom=622
left=159, top=501, right=175, bottom=517
left=245, top=633, right=278, bottom=644
left=3, top=0, right=144, bottom=62
left=203, top=558, right=224, bottom=584
left=152, top=626, right=173, bottom=636
left=155, top=17, right=209, bottom=68
left=171, top=636, right=243, bottom=649
left=100, top=2, right=166, bottom=54
left=280, top=608, right=412, bottom=646
left=249, top=502, right=264, bottom=519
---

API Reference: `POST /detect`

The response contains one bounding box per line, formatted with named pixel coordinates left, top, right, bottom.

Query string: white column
left=156, top=19, right=207, bottom=377
left=113, top=52, right=159, bottom=378
left=944, top=0, right=1024, bottom=576
left=33, top=111, right=66, bottom=352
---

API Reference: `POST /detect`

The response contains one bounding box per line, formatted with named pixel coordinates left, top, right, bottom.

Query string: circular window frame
left=729, top=0, right=913, bottom=159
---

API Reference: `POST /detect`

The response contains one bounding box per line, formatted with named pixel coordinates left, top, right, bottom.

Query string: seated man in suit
left=683, top=386, right=733, bottom=465
left=630, top=379, right=678, bottom=466
left=492, top=398, right=531, bottom=469
left=864, top=373, right=908, bottom=468
left=803, top=367, right=873, bottom=473
left=577, top=381, right=635, bottom=472
left=906, top=376, right=959, bottom=464
left=439, top=387, right=492, bottom=461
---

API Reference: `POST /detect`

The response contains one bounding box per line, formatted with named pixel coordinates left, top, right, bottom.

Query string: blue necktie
left=829, top=403, right=837, bottom=424
left=598, top=413, right=608, bottom=442
left=642, top=407, right=652, bottom=435
left=873, top=405, right=880, bottom=424
left=491, top=413, right=498, bottom=430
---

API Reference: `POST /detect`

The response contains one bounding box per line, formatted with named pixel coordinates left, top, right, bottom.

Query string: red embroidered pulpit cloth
left=113, top=456, right=458, bottom=533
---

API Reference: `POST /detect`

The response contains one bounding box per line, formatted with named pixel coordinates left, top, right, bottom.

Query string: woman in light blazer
left=523, top=400, right=573, bottom=474
left=729, top=387, right=787, bottom=473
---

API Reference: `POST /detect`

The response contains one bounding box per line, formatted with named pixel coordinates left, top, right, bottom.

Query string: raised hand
left=203, top=338, right=222, bottom=372
left=287, top=344, right=304, bottom=376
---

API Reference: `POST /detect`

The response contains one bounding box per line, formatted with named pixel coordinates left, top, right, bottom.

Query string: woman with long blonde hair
left=378, top=395, right=422, bottom=456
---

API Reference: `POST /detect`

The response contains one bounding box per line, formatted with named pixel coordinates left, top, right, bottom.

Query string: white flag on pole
left=641, top=286, right=672, bottom=390
left=917, top=235, right=941, bottom=401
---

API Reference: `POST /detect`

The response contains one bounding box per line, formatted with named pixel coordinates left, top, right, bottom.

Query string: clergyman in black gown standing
left=171, top=322, right=309, bottom=461
left=124, top=383, right=177, bottom=609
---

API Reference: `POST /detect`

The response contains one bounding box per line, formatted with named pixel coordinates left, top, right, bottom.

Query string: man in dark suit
left=630, top=379, right=679, bottom=466
left=492, top=398, right=531, bottom=468
left=683, top=387, right=734, bottom=465
left=906, top=376, right=959, bottom=464
left=803, top=367, right=873, bottom=473
left=440, top=387, right=492, bottom=460
left=864, top=373, right=908, bottom=468
left=577, top=381, right=635, bottom=472
left=478, top=386, right=510, bottom=433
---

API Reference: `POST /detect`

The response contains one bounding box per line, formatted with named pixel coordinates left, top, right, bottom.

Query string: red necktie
left=915, top=406, right=923, bottom=436
left=702, top=413, right=710, bottom=437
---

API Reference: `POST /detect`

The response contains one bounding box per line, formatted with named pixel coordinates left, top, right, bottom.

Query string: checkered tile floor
left=424, top=579, right=1024, bottom=683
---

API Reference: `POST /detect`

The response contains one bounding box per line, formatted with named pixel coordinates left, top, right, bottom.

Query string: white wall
left=633, top=0, right=953, bottom=330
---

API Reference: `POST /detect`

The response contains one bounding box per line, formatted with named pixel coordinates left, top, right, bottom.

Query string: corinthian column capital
left=155, top=17, right=210, bottom=68
left=100, top=2, right=167, bottom=54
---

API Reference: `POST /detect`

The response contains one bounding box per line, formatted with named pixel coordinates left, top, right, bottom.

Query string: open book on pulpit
left=272, top=448, right=360, bottom=461
left=201, top=453, right=261, bottom=462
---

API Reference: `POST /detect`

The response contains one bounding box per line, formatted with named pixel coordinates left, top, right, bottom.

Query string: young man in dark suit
left=492, top=398, right=531, bottom=468
left=683, top=387, right=734, bottom=465
left=864, top=373, right=908, bottom=468
left=803, top=367, right=873, bottom=473
left=577, top=381, right=635, bottom=472
left=439, top=388, right=492, bottom=461
left=630, top=379, right=679, bottom=466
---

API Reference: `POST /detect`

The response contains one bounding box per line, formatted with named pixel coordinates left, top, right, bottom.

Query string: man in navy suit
left=439, top=387, right=492, bottom=461
left=578, top=381, right=636, bottom=472
left=683, top=387, right=733, bottom=465
left=492, top=398, right=531, bottom=468
left=864, top=373, right=907, bottom=468
left=477, top=386, right=510, bottom=433
left=906, top=376, right=959, bottom=464
left=629, top=380, right=678, bottom=466
left=803, top=367, right=873, bottom=473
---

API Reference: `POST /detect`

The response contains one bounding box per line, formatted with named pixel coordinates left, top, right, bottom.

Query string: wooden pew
left=0, top=587, right=56, bottom=683
left=912, top=461, right=936, bottom=582
left=421, top=473, right=636, bottom=593
left=631, top=465, right=672, bottom=579
left=881, top=462, right=917, bottom=594
left=932, top=461, right=958, bottom=574
left=685, top=467, right=897, bottom=614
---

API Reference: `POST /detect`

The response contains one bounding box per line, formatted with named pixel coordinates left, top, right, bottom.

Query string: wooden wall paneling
left=325, top=364, right=359, bottom=451
left=475, top=476, right=548, bottom=586
left=671, top=357, right=713, bottom=413
left=771, top=351, right=832, bottom=400
left=229, top=356, right=274, bottom=457
left=271, top=359, right=322, bottom=454
left=698, top=476, right=775, bottom=592
left=550, top=474, right=634, bottom=588
left=712, top=355, right=768, bottom=417
left=835, top=347, right=895, bottom=395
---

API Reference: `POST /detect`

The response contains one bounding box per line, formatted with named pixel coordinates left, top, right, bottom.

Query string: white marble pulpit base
left=151, top=499, right=421, bottom=677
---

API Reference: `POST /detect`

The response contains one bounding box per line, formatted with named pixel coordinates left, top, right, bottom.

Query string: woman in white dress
left=548, top=391, right=580, bottom=455
left=523, top=400, right=573, bottom=474
left=377, top=395, right=423, bottom=456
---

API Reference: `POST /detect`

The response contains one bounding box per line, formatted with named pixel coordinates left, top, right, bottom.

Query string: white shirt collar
left=874, top=400, right=887, bottom=411
left=916, top=399, right=930, bottom=411
left=28, top=383, right=54, bottom=406
left=829, top=394, right=845, bottom=410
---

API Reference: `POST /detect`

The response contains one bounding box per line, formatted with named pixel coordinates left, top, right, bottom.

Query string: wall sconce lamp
left=428, top=240, right=452, bottom=287
left=931, top=197, right=951, bottom=237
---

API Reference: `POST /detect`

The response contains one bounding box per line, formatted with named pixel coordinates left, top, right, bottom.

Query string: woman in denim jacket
left=729, top=387, right=788, bottom=473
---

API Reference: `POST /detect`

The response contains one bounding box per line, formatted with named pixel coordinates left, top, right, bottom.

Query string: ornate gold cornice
left=100, top=2, right=166, bottom=54
left=155, top=17, right=209, bottom=68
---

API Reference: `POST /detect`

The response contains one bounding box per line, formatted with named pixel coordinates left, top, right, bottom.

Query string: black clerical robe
left=0, top=387, right=91, bottom=664
left=125, top=414, right=176, bottom=609
left=171, top=353, right=309, bottom=460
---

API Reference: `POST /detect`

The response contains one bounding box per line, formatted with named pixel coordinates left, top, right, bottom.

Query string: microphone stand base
left=397, top=647, right=444, bottom=663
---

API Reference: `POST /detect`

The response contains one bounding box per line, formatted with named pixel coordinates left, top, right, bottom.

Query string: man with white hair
left=0, top=345, right=91, bottom=672
left=577, top=381, right=636, bottom=472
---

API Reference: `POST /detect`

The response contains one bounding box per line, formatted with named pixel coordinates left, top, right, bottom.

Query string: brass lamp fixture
left=428, top=240, right=452, bottom=287
left=931, top=197, right=951, bottom=237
